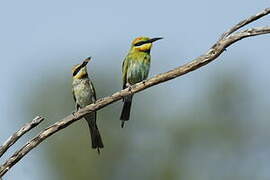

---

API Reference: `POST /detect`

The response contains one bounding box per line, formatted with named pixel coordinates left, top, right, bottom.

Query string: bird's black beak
left=148, top=37, right=163, bottom=43
left=81, top=56, right=92, bottom=67
left=73, top=57, right=92, bottom=76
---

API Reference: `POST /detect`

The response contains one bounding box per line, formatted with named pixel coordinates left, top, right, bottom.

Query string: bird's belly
left=74, top=85, right=94, bottom=108
left=127, top=63, right=150, bottom=85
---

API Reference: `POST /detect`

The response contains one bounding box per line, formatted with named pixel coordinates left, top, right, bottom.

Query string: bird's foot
left=71, top=111, right=77, bottom=117
left=142, top=80, right=146, bottom=85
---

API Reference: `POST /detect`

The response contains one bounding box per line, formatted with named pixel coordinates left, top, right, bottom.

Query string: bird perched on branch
left=72, top=57, right=103, bottom=153
left=120, top=36, right=163, bottom=127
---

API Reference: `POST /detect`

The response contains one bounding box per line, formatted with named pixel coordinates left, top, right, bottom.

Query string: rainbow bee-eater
left=120, top=36, right=163, bottom=127
left=72, top=57, right=104, bottom=153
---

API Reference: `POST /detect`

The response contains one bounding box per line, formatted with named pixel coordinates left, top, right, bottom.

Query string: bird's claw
left=72, top=111, right=77, bottom=117
left=142, top=80, right=146, bottom=85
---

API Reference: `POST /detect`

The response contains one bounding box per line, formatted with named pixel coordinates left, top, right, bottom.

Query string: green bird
left=72, top=57, right=104, bottom=153
left=120, top=36, right=163, bottom=127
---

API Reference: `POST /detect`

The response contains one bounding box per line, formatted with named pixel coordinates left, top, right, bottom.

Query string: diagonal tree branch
left=0, top=116, right=44, bottom=158
left=1, top=8, right=270, bottom=178
left=220, top=8, right=270, bottom=39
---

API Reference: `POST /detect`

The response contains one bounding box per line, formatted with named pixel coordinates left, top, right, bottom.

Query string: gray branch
left=1, top=8, right=270, bottom=178
left=0, top=116, right=44, bottom=158
left=220, top=8, right=270, bottom=39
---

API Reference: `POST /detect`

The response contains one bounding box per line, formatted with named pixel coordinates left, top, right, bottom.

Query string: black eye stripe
left=73, top=65, right=83, bottom=76
left=134, top=41, right=148, bottom=46
left=73, top=60, right=89, bottom=76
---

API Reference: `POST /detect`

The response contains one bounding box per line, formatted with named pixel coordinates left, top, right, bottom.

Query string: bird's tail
left=120, top=95, right=133, bottom=128
left=85, top=113, right=104, bottom=154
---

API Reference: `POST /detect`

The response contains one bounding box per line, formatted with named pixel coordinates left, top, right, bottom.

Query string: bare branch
left=0, top=116, right=44, bottom=158
left=220, top=8, right=270, bottom=40
left=1, top=8, right=270, bottom=178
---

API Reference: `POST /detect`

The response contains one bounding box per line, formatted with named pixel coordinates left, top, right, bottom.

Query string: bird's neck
left=130, top=47, right=151, bottom=54
left=73, top=73, right=89, bottom=80
left=79, top=73, right=89, bottom=79
left=72, top=77, right=89, bottom=86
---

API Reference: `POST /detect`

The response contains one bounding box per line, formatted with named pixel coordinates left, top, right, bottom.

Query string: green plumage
left=120, top=36, right=162, bottom=127
left=122, top=51, right=151, bottom=88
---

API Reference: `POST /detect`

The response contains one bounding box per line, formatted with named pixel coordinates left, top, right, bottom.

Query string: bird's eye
left=134, top=41, right=146, bottom=46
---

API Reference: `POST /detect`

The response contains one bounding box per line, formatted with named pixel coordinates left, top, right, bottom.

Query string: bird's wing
left=122, top=56, right=130, bottom=89
left=89, top=80, right=97, bottom=102
left=72, top=88, right=76, bottom=102
left=72, top=88, right=80, bottom=111
left=87, top=80, right=97, bottom=123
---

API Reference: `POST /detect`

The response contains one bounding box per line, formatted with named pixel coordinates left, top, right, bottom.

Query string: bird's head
left=72, top=57, right=91, bottom=79
left=130, top=36, right=163, bottom=53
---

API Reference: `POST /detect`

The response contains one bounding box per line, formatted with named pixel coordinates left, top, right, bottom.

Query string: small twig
left=220, top=8, right=270, bottom=40
left=0, top=116, right=44, bottom=158
left=1, top=8, right=270, bottom=178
